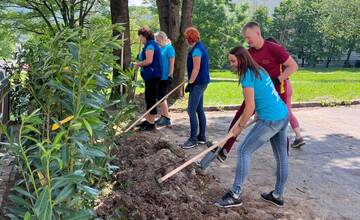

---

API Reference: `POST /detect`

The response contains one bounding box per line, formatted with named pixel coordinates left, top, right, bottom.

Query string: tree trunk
left=343, top=46, right=353, bottom=68
left=157, top=0, right=193, bottom=99
left=110, top=0, right=131, bottom=98
left=301, top=47, right=305, bottom=67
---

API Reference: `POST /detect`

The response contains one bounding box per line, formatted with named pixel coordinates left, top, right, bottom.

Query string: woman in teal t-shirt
left=155, top=31, right=175, bottom=127
left=215, top=46, right=289, bottom=208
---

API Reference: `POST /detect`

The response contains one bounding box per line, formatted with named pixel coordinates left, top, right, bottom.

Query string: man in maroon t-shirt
left=216, top=22, right=305, bottom=163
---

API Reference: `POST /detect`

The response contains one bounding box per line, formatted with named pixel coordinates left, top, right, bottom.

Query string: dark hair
left=138, top=27, right=154, bottom=41
left=242, top=21, right=260, bottom=33
left=229, top=46, right=262, bottom=81
left=266, top=37, right=281, bottom=45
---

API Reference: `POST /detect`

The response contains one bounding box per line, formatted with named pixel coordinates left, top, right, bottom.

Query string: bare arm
left=231, top=87, right=255, bottom=137
left=137, top=50, right=154, bottom=67
left=169, top=57, right=175, bottom=77
left=189, top=57, right=201, bottom=83
left=279, top=56, right=298, bottom=81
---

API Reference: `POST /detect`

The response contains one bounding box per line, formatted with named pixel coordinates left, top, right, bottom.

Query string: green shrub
left=0, top=25, right=136, bottom=220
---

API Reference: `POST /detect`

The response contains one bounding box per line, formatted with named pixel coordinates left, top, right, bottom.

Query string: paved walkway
left=0, top=151, right=14, bottom=211
left=164, top=105, right=360, bottom=219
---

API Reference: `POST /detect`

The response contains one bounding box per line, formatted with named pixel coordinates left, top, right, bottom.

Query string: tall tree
left=0, top=0, right=102, bottom=35
left=252, top=5, right=271, bottom=38
left=0, top=25, right=16, bottom=59
left=110, top=0, right=131, bottom=97
left=270, top=0, right=323, bottom=67
left=316, top=0, right=360, bottom=67
left=192, top=0, right=248, bottom=69
left=156, top=0, right=194, bottom=98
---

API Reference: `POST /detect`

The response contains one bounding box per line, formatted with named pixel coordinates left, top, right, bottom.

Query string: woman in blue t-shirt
left=181, top=27, right=210, bottom=149
left=154, top=31, right=175, bottom=127
left=135, top=26, right=162, bottom=131
left=215, top=46, right=289, bottom=208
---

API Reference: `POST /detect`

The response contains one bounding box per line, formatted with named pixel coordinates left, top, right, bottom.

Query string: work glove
left=271, top=77, right=281, bottom=87
left=185, top=83, right=194, bottom=93
left=167, top=76, right=173, bottom=85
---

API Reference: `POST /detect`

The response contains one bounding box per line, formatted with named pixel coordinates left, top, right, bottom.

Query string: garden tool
left=198, top=119, right=256, bottom=170
left=124, top=80, right=186, bottom=133
left=155, top=118, right=255, bottom=185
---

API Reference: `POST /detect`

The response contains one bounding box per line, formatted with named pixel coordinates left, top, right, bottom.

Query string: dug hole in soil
left=95, top=131, right=312, bottom=220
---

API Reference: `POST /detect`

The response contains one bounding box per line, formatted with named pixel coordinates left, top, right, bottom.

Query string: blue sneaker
left=181, top=139, right=198, bottom=149
left=214, top=191, right=243, bottom=208
left=156, top=116, right=171, bottom=127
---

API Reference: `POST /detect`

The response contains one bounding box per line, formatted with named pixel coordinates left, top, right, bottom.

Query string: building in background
left=232, top=0, right=282, bottom=14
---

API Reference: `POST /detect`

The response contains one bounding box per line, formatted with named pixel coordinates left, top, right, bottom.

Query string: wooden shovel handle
left=157, top=119, right=256, bottom=183
left=124, top=80, right=186, bottom=133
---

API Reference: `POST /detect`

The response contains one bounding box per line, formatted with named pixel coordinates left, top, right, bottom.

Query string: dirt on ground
left=95, top=131, right=316, bottom=220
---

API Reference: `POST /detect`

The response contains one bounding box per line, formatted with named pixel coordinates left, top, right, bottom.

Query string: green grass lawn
left=136, top=68, right=360, bottom=108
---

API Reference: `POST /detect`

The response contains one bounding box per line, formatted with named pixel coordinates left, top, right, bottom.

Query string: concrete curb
left=169, top=100, right=360, bottom=112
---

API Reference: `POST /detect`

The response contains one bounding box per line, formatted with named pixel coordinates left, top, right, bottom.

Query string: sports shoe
left=139, top=121, right=155, bottom=131
left=197, top=135, right=206, bottom=144
left=156, top=116, right=171, bottom=127
left=291, top=137, right=305, bottom=148
left=136, top=120, right=147, bottom=127
left=260, top=190, right=284, bottom=207
left=214, top=191, right=243, bottom=208
left=181, top=139, right=198, bottom=149
left=217, top=148, right=227, bottom=163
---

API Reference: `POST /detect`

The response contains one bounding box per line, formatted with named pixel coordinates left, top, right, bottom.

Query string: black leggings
left=144, top=77, right=160, bottom=115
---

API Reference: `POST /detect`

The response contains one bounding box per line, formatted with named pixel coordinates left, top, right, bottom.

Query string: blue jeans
left=232, top=117, right=289, bottom=196
left=187, top=84, right=208, bottom=142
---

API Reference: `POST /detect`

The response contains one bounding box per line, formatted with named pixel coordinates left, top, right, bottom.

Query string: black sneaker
left=136, top=120, right=147, bottom=127
left=197, top=135, right=206, bottom=145
left=291, top=137, right=305, bottom=148
left=139, top=121, right=155, bottom=131
left=214, top=191, right=243, bottom=208
left=217, top=148, right=227, bottom=163
left=260, top=191, right=284, bottom=207
left=181, top=139, right=198, bottom=149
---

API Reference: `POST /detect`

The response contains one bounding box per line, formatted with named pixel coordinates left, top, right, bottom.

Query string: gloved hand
left=271, top=77, right=281, bottom=87
left=167, top=76, right=173, bottom=85
left=185, top=83, right=194, bottom=93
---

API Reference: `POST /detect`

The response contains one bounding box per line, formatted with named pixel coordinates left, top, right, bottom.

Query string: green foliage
left=0, top=0, right=108, bottom=35
left=0, top=25, right=16, bottom=59
left=252, top=6, right=271, bottom=38
left=0, top=25, right=136, bottom=219
left=316, top=0, right=360, bottom=44
left=129, top=6, right=160, bottom=60
left=270, top=0, right=360, bottom=67
left=316, top=0, right=360, bottom=66
left=192, top=0, right=249, bottom=69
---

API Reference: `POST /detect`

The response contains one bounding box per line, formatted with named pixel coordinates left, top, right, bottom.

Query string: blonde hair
left=155, top=31, right=171, bottom=44
left=155, top=31, right=167, bottom=39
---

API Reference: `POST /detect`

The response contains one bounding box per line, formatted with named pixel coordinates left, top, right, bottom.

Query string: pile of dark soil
left=95, top=132, right=293, bottom=220
left=95, top=132, right=251, bottom=219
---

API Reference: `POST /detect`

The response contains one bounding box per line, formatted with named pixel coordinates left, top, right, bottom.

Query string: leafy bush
left=0, top=25, right=136, bottom=220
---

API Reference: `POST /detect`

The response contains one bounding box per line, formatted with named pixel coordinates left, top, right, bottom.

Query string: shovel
left=199, top=119, right=255, bottom=170
left=124, top=80, right=186, bottom=133
left=156, top=119, right=256, bottom=185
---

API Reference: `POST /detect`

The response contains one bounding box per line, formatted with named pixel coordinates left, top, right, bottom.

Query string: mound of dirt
left=95, top=131, right=312, bottom=219
left=95, top=132, right=248, bottom=219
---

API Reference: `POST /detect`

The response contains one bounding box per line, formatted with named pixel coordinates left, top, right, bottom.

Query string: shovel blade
left=199, top=147, right=221, bottom=170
